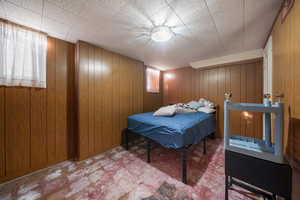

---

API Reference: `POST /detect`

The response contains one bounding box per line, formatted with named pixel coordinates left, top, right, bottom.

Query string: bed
left=125, top=110, right=217, bottom=184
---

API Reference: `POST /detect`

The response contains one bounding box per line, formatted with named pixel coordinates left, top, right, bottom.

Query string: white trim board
left=190, top=49, right=264, bottom=69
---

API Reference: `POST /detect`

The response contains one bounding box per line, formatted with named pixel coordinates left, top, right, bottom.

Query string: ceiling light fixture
left=151, top=26, right=173, bottom=42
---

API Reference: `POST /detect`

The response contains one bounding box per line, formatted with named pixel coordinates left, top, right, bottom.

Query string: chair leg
left=225, top=175, right=229, bottom=200
left=181, top=148, right=187, bottom=184
left=125, top=130, right=129, bottom=150
left=229, top=176, right=233, bottom=187
left=203, top=137, right=207, bottom=155
left=147, top=140, right=151, bottom=163
left=209, top=132, right=216, bottom=139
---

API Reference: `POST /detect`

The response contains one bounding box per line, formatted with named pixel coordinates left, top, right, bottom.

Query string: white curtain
left=0, top=21, right=47, bottom=88
left=146, top=67, right=160, bottom=93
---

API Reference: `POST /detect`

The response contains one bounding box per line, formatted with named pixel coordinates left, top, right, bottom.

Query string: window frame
left=146, top=67, right=160, bottom=93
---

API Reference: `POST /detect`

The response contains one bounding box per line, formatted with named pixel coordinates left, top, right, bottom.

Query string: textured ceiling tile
left=111, top=0, right=170, bottom=31
left=44, top=1, right=80, bottom=26
left=0, top=1, right=6, bottom=18
left=167, top=0, right=205, bottom=21
left=46, top=0, right=87, bottom=15
left=66, top=18, right=108, bottom=43
left=171, top=25, right=194, bottom=43
left=7, top=0, right=43, bottom=14
left=0, top=0, right=282, bottom=69
left=144, top=52, right=189, bottom=69
left=141, top=35, right=204, bottom=68
left=244, top=0, right=281, bottom=50
left=181, top=9, right=215, bottom=36
left=178, top=8, right=220, bottom=55
left=112, top=7, right=154, bottom=30
left=65, top=28, right=87, bottom=43
left=3, top=2, right=43, bottom=32
left=118, top=0, right=168, bottom=19
left=42, top=17, right=70, bottom=40
left=80, top=0, right=127, bottom=21
left=205, top=0, right=244, bottom=52
left=99, top=2, right=191, bottom=56
left=151, top=5, right=183, bottom=28
left=2, top=1, right=25, bottom=25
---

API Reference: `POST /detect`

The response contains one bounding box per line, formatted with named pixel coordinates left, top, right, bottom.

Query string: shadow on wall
left=286, top=106, right=300, bottom=170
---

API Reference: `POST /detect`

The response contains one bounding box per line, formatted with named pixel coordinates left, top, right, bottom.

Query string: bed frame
left=124, top=129, right=215, bottom=184
left=124, top=107, right=218, bottom=184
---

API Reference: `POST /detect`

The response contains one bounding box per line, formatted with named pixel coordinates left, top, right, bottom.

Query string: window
left=146, top=67, right=160, bottom=93
left=0, top=20, right=47, bottom=88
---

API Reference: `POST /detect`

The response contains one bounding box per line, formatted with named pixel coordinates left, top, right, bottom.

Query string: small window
left=146, top=67, right=160, bottom=93
left=0, top=20, right=47, bottom=88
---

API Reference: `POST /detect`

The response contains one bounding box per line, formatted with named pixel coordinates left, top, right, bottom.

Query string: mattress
left=127, top=111, right=216, bottom=149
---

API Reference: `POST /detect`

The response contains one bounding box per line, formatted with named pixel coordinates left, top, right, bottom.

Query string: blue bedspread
left=127, top=112, right=216, bottom=149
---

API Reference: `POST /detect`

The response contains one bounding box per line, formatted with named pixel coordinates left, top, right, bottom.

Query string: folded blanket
left=175, top=103, right=197, bottom=114
left=153, top=99, right=216, bottom=116
left=198, top=106, right=216, bottom=113
left=186, top=101, right=203, bottom=109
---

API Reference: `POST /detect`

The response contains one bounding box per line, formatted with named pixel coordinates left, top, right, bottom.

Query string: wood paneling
left=46, top=38, right=74, bottom=165
left=0, top=37, right=160, bottom=181
left=88, top=45, right=95, bottom=154
left=30, top=88, right=47, bottom=171
left=229, top=66, right=242, bottom=136
left=112, top=53, right=121, bottom=147
left=47, top=37, right=57, bottom=165
left=119, top=56, right=129, bottom=140
left=102, top=50, right=113, bottom=151
left=67, top=42, right=76, bottom=159
left=5, top=88, right=30, bottom=178
left=272, top=0, right=300, bottom=168
left=0, top=88, right=4, bottom=178
left=0, top=37, right=75, bottom=182
left=94, top=48, right=103, bottom=154
left=77, top=42, right=90, bottom=159
left=76, top=41, right=144, bottom=160
left=163, top=67, right=194, bottom=105
left=55, top=39, right=69, bottom=162
left=163, top=60, right=263, bottom=138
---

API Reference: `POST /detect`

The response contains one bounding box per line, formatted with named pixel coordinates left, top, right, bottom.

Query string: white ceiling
left=0, top=0, right=282, bottom=70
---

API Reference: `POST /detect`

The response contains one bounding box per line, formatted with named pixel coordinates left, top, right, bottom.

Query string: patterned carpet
left=0, top=139, right=262, bottom=200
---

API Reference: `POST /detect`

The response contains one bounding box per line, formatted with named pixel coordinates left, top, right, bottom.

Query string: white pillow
left=198, top=98, right=206, bottom=106
left=153, top=105, right=176, bottom=116
left=197, top=107, right=216, bottom=114
left=198, top=98, right=215, bottom=108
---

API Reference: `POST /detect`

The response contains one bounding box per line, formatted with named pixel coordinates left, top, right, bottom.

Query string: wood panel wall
left=163, top=60, right=263, bottom=138
left=0, top=37, right=75, bottom=182
left=163, top=67, right=194, bottom=105
left=76, top=41, right=144, bottom=160
left=272, top=0, right=300, bottom=168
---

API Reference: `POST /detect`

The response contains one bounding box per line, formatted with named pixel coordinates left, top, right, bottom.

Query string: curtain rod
left=0, top=18, right=48, bottom=36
